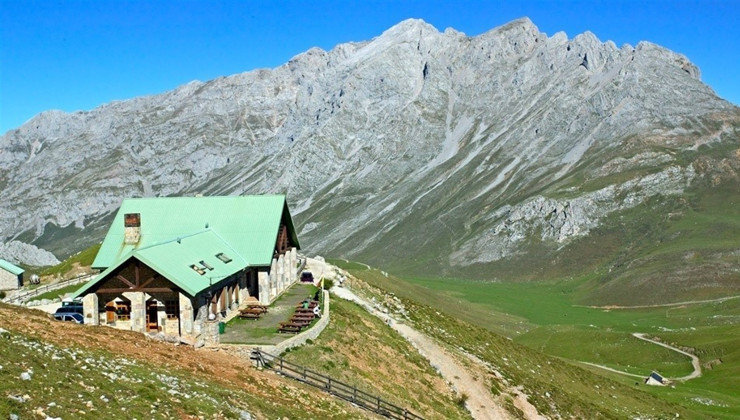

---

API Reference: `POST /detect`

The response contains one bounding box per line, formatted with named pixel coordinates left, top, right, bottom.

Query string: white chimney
left=124, top=213, right=141, bottom=245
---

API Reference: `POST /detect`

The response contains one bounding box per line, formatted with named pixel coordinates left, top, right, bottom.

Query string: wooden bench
left=277, top=323, right=303, bottom=334
left=288, top=318, right=312, bottom=326
left=245, top=305, right=267, bottom=313
left=294, top=308, right=315, bottom=314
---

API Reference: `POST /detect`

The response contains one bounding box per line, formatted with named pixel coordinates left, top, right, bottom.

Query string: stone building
left=0, top=259, right=24, bottom=290
left=72, top=195, right=300, bottom=343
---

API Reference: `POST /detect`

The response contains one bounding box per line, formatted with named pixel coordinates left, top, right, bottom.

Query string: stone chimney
left=124, top=213, right=141, bottom=245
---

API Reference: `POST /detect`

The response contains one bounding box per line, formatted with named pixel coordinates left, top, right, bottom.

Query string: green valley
left=331, top=260, right=740, bottom=418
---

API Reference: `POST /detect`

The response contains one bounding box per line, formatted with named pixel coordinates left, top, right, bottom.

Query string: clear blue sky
left=1, top=0, right=738, bottom=134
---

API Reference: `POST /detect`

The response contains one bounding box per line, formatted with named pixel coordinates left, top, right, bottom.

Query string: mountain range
left=1, top=18, right=738, bottom=304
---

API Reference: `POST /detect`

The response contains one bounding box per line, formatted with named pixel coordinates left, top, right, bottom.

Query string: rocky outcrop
left=451, top=165, right=696, bottom=264
left=0, top=241, right=59, bottom=267
left=0, top=18, right=737, bottom=269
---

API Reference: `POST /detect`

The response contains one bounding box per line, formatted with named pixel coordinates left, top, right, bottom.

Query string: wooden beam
left=138, top=274, right=161, bottom=289
left=96, top=287, right=174, bottom=294
left=116, top=275, right=135, bottom=288
left=134, top=261, right=140, bottom=286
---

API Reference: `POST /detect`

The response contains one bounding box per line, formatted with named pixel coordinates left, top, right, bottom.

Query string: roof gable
left=75, top=229, right=248, bottom=298
left=92, top=195, right=299, bottom=269
left=0, top=259, right=24, bottom=276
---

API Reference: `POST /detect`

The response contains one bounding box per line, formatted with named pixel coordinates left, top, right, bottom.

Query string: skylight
left=200, top=260, right=214, bottom=270
left=190, top=264, right=206, bottom=275
left=216, top=253, right=232, bottom=263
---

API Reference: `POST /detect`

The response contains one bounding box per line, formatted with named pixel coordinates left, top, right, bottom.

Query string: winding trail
left=580, top=333, right=701, bottom=382
left=576, top=295, right=739, bottom=310
left=332, top=286, right=512, bottom=420
left=632, top=333, right=702, bottom=381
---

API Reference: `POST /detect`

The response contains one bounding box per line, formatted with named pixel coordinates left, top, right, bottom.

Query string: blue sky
left=1, top=0, right=738, bottom=134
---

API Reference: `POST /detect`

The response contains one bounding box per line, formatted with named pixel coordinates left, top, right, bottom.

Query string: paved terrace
left=220, top=282, right=320, bottom=345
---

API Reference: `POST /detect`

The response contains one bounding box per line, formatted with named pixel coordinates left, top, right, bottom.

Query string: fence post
left=327, top=377, right=331, bottom=391
left=353, top=387, right=357, bottom=402
left=377, top=397, right=381, bottom=412
left=280, top=357, right=283, bottom=372
left=303, top=366, right=307, bottom=380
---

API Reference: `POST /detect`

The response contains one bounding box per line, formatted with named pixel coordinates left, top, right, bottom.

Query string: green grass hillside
left=0, top=303, right=370, bottom=419
left=334, top=261, right=740, bottom=418
left=283, top=297, right=470, bottom=419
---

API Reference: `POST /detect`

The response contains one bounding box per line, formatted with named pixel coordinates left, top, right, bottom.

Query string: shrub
left=0, top=291, right=6, bottom=300
left=322, top=278, right=334, bottom=290
left=455, top=392, right=469, bottom=407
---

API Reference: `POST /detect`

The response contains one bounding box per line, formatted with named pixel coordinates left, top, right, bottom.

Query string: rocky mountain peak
left=0, top=18, right=736, bottom=283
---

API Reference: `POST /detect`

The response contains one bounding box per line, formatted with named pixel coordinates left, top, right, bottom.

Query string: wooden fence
left=4, top=272, right=96, bottom=305
left=252, top=349, right=424, bottom=420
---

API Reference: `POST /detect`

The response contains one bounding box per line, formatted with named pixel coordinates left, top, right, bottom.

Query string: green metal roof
left=92, top=195, right=299, bottom=270
left=0, top=259, right=24, bottom=276
left=74, top=229, right=249, bottom=298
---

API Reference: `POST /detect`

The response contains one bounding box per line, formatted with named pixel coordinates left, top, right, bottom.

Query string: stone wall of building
left=0, top=270, right=21, bottom=290
left=179, top=293, right=194, bottom=339
left=258, top=271, right=270, bottom=305
left=82, top=293, right=98, bottom=325
left=123, top=291, right=146, bottom=333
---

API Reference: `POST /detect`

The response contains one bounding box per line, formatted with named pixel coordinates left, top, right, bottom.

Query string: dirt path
left=332, top=286, right=511, bottom=420
left=632, top=333, right=701, bottom=381
left=579, top=333, right=701, bottom=382
left=577, top=295, right=739, bottom=309
left=579, top=362, right=645, bottom=379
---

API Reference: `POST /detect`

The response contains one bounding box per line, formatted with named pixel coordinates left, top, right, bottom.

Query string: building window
left=190, top=264, right=206, bottom=275
left=165, top=300, right=179, bottom=320
left=216, top=253, right=232, bottom=263
left=116, top=302, right=131, bottom=320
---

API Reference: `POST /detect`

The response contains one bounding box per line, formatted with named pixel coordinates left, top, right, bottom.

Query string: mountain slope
left=1, top=18, right=738, bottom=303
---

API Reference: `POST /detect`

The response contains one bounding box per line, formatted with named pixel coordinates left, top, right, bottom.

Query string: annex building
left=73, top=195, right=300, bottom=343
left=0, top=259, right=24, bottom=290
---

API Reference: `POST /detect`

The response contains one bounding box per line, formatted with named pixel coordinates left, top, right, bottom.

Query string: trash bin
left=218, top=322, right=225, bottom=334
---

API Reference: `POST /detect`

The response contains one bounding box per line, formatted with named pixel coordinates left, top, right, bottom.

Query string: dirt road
left=632, top=333, right=702, bottom=381
left=580, top=333, right=701, bottom=382
left=332, top=286, right=514, bottom=420
left=577, top=295, right=739, bottom=310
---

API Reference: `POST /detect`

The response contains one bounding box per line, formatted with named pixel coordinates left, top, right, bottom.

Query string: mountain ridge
left=1, top=18, right=738, bottom=303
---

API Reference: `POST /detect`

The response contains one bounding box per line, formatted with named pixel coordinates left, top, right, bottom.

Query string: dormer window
left=200, top=260, right=214, bottom=270
left=216, top=253, right=232, bottom=263
left=190, top=264, right=206, bottom=275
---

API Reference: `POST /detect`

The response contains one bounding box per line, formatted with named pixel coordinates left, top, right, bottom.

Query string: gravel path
left=632, top=333, right=702, bottom=381
left=579, top=333, right=701, bottom=382
left=332, top=286, right=510, bottom=420
left=577, top=295, right=739, bottom=309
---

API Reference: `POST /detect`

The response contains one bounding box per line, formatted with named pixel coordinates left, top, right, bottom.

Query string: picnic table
left=294, top=308, right=315, bottom=314
left=245, top=304, right=268, bottom=313
left=240, top=307, right=262, bottom=314
left=277, top=323, right=303, bottom=334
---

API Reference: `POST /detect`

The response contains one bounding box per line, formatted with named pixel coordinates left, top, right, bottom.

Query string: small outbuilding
left=645, top=371, right=666, bottom=386
left=0, top=259, right=24, bottom=290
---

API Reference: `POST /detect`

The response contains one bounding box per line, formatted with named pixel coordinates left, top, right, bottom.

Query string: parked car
left=53, top=312, right=84, bottom=323
left=57, top=298, right=83, bottom=314
left=301, top=271, right=314, bottom=283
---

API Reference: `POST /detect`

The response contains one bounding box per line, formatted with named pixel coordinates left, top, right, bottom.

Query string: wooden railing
left=3, top=272, right=97, bottom=305
left=251, top=349, right=424, bottom=420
